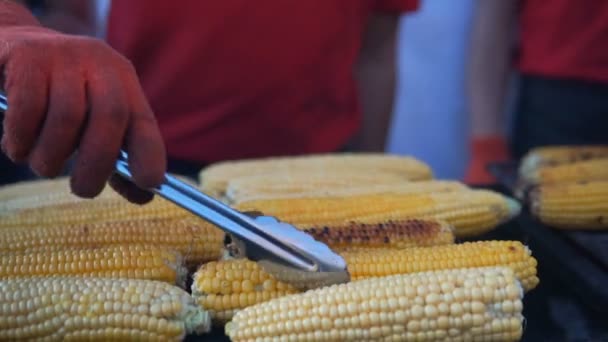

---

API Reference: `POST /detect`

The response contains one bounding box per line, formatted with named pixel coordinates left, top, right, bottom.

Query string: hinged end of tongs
left=114, top=151, right=350, bottom=290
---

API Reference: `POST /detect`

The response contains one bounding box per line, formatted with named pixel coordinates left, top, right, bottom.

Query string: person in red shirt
left=465, top=0, right=608, bottom=184
left=0, top=0, right=419, bottom=200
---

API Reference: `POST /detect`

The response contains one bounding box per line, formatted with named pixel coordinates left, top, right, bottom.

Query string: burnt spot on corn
left=303, top=218, right=451, bottom=249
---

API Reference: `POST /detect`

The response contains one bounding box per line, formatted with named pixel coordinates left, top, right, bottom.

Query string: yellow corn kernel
left=0, top=245, right=188, bottom=287
left=226, top=177, right=467, bottom=204
left=530, top=181, right=608, bottom=230
left=236, top=189, right=520, bottom=238
left=0, top=217, right=224, bottom=265
left=0, top=276, right=211, bottom=340
left=198, top=153, right=433, bottom=198
left=226, top=266, right=525, bottom=341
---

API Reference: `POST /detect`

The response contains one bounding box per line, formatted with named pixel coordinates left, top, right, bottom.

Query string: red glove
left=0, top=2, right=166, bottom=203
left=464, top=136, right=511, bottom=185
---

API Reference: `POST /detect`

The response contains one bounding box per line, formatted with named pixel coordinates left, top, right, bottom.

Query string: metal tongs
left=0, top=92, right=350, bottom=290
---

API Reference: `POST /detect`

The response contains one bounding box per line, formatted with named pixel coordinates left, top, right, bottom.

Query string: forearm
left=467, top=0, right=518, bottom=138
left=353, top=14, right=399, bottom=152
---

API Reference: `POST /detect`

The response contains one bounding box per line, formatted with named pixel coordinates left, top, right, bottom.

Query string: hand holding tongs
left=0, top=92, right=350, bottom=290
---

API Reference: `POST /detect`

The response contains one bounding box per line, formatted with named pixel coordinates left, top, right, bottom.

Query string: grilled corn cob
left=0, top=217, right=224, bottom=265
left=302, top=218, right=455, bottom=252
left=519, top=158, right=608, bottom=186
left=192, top=240, right=537, bottom=323
left=236, top=189, right=520, bottom=238
left=192, top=259, right=299, bottom=325
left=225, top=177, right=467, bottom=204
left=343, top=241, right=539, bottom=291
left=0, top=195, right=191, bottom=228
left=226, top=266, right=525, bottom=341
left=198, top=153, right=433, bottom=198
left=519, top=145, right=608, bottom=177
left=0, top=178, right=119, bottom=214
left=0, top=245, right=187, bottom=287
left=0, top=276, right=211, bottom=340
left=530, top=181, right=608, bottom=230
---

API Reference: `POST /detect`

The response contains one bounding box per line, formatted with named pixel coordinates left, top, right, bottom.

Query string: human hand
left=0, top=25, right=166, bottom=203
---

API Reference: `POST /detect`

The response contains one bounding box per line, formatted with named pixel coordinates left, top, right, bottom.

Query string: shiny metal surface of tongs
left=0, top=92, right=350, bottom=290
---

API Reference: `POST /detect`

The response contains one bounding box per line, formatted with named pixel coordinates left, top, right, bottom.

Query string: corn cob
left=0, top=178, right=120, bottom=215
left=0, top=245, right=188, bottom=287
left=198, top=153, right=433, bottom=198
left=0, top=195, right=192, bottom=228
left=530, top=181, right=608, bottom=230
left=302, top=218, right=455, bottom=252
left=518, top=145, right=608, bottom=178
left=0, top=217, right=224, bottom=265
left=519, top=158, right=608, bottom=186
left=226, top=266, right=524, bottom=341
left=226, top=178, right=468, bottom=204
left=235, top=189, right=520, bottom=238
left=192, top=259, right=299, bottom=325
left=343, top=241, right=539, bottom=291
left=192, top=240, right=537, bottom=324
left=0, top=276, right=211, bottom=340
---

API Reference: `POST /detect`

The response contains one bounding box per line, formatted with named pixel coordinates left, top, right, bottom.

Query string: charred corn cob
left=226, top=266, right=525, bottom=341
left=530, top=181, right=608, bottom=230
left=198, top=153, right=433, bottom=198
left=226, top=178, right=468, bottom=204
left=236, top=189, right=520, bottom=238
left=0, top=276, right=211, bottom=340
left=519, top=158, right=608, bottom=186
left=192, top=240, right=537, bottom=323
left=0, top=195, right=192, bottom=228
left=302, top=218, right=455, bottom=252
left=519, top=145, right=608, bottom=177
left=0, top=245, right=188, bottom=287
left=0, top=217, right=224, bottom=265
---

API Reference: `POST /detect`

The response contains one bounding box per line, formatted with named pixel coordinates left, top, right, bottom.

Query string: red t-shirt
left=106, top=0, right=419, bottom=163
left=516, top=0, right=608, bottom=83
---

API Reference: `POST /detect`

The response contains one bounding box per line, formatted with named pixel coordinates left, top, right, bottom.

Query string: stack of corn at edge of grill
left=0, top=244, right=189, bottom=288
left=529, top=180, right=608, bottom=230
left=234, top=189, right=521, bottom=238
left=0, top=276, right=212, bottom=340
left=0, top=216, right=225, bottom=267
left=518, top=145, right=608, bottom=179
left=225, top=266, right=526, bottom=341
left=197, top=153, right=434, bottom=198
left=191, top=240, right=538, bottom=325
left=519, top=158, right=608, bottom=186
